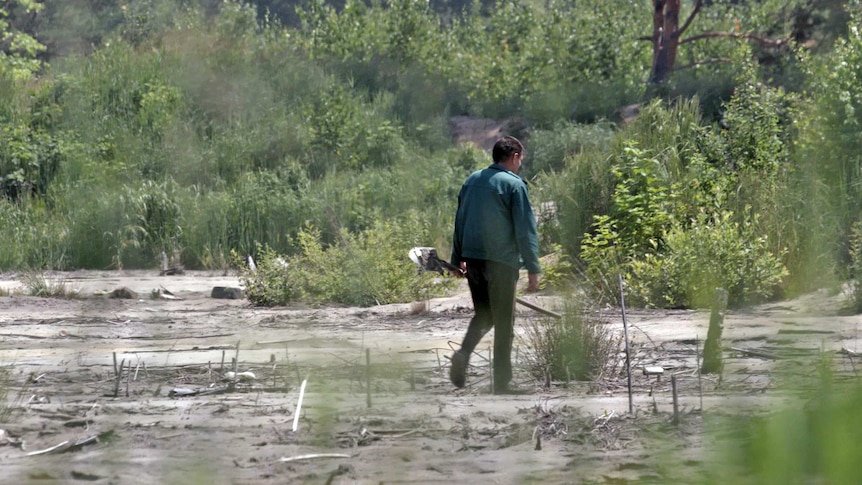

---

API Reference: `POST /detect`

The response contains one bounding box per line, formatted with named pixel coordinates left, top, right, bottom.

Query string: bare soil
left=0, top=270, right=860, bottom=484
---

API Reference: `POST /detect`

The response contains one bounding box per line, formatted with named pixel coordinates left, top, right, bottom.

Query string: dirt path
left=0, top=271, right=860, bottom=484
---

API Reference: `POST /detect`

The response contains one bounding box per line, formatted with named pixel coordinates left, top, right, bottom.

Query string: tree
left=0, top=0, right=46, bottom=79
left=648, top=0, right=789, bottom=85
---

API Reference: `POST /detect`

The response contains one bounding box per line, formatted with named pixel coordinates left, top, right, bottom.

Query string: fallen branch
left=839, top=346, right=861, bottom=357
left=124, top=345, right=236, bottom=354
left=126, top=333, right=236, bottom=341
left=777, top=329, right=835, bottom=335
left=26, top=431, right=113, bottom=456
left=255, top=339, right=293, bottom=346
left=279, top=453, right=351, bottom=463
left=731, top=347, right=780, bottom=360
left=680, top=31, right=789, bottom=47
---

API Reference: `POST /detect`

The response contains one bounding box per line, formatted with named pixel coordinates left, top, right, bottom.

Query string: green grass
left=20, top=271, right=81, bottom=298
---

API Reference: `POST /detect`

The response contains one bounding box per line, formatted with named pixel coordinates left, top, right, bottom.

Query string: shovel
left=408, top=247, right=562, bottom=319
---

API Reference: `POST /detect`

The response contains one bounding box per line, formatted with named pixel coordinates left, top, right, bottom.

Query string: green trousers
left=459, top=258, right=519, bottom=387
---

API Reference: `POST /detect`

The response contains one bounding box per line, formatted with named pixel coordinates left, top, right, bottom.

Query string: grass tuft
left=521, top=297, right=621, bottom=383
left=20, top=271, right=81, bottom=299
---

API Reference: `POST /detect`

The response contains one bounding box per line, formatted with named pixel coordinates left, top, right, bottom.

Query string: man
left=449, top=135, right=541, bottom=394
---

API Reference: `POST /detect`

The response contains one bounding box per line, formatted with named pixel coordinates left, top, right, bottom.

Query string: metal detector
left=408, top=247, right=562, bottom=319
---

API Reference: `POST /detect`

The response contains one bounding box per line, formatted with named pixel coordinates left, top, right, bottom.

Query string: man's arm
left=511, top=184, right=542, bottom=275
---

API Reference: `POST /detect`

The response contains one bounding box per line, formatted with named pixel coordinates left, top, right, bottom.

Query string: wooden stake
left=113, top=352, right=118, bottom=377
left=671, top=375, right=679, bottom=425
left=233, top=341, right=240, bottom=375
left=366, top=348, right=372, bottom=408
left=696, top=335, right=703, bottom=411
left=489, top=347, right=494, bottom=394
left=113, top=359, right=125, bottom=397
left=220, top=350, right=225, bottom=373
left=618, top=274, right=634, bottom=415
left=125, top=360, right=131, bottom=397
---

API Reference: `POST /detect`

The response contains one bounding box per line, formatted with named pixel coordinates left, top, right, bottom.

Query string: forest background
left=2, top=0, right=862, bottom=311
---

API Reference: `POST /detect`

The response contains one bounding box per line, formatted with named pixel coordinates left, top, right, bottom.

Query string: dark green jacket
left=451, top=163, right=541, bottom=274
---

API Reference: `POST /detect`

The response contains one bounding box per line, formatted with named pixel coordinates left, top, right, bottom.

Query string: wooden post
left=695, top=335, right=703, bottom=411
left=366, top=348, right=372, bottom=408
left=618, top=274, right=634, bottom=414
left=701, top=288, right=728, bottom=374
left=489, top=347, right=494, bottom=394
left=671, top=375, right=679, bottom=425
left=125, top=360, right=131, bottom=397
left=113, top=358, right=125, bottom=397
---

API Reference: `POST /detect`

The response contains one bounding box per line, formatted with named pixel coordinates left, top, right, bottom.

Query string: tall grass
left=521, top=299, right=621, bottom=382
left=702, top=356, right=862, bottom=485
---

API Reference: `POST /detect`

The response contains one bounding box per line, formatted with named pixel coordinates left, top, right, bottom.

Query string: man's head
left=492, top=136, right=525, bottom=173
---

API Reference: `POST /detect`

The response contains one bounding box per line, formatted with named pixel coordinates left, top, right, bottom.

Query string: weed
left=20, top=271, right=80, bottom=298
left=521, top=298, right=621, bottom=382
left=0, top=367, right=31, bottom=424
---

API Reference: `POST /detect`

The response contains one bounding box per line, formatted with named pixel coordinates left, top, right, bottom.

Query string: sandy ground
left=0, top=270, right=860, bottom=484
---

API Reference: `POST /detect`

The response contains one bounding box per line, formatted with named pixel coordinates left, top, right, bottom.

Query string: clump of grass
left=0, top=367, right=29, bottom=423
left=521, top=298, right=621, bottom=382
left=0, top=368, right=8, bottom=422
left=20, top=271, right=81, bottom=298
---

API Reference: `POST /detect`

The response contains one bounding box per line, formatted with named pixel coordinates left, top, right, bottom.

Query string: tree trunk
left=650, top=0, right=682, bottom=84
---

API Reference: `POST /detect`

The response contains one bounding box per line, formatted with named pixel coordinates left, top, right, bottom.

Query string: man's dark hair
left=492, top=136, right=524, bottom=164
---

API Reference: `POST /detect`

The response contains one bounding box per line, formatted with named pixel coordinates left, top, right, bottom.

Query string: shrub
left=579, top=142, right=678, bottom=297
left=236, top=245, right=298, bottom=307
left=521, top=299, right=621, bottom=382
left=537, top=244, right=575, bottom=292
left=240, top=213, right=455, bottom=307
left=525, top=121, right=614, bottom=177
left=628, top=210, right=788, bottom=309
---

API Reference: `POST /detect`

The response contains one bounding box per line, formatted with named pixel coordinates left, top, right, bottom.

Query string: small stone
left=211, top=286, right=243, bottom=299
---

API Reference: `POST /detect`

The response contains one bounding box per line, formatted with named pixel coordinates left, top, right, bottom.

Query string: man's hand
left=450, top=261, right=467, bottom=278
left=526, top=273, right=540, bottom=292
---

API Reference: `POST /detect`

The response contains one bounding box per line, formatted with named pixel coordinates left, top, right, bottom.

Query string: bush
left=579, top=142, right=678, bottom=298
left=627, top=210, right=788, bottom=309
left=521, top=299, right=621, bottom=382
left=524, top=121, right=614, bottom=177
left=236, top=245, right=298, bottom=307
left=240, top=213, right=456, bottom=307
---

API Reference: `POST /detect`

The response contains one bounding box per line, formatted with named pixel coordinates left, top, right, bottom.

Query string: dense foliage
left=1, top=0, right=861, bottom=309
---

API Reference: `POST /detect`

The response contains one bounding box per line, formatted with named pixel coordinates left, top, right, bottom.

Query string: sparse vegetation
left=240, top=214, right=456, bottom=307
left=20, top=271, right=80, bottom=298
left=521, top=299, right=621, bottom=382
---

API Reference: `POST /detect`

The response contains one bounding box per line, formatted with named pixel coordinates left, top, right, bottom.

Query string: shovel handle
left=516, top=297, right=562, bottom=319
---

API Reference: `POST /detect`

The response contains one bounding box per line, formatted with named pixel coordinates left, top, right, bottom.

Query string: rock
left=159, top=266, right=184, bottom=276
left=211, top=286, right=243, bottom=299
left=109, top=287, right=138, bottom=299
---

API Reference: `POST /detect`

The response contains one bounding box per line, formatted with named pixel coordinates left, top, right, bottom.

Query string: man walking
left=449, top=136, right=541, bottom=394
